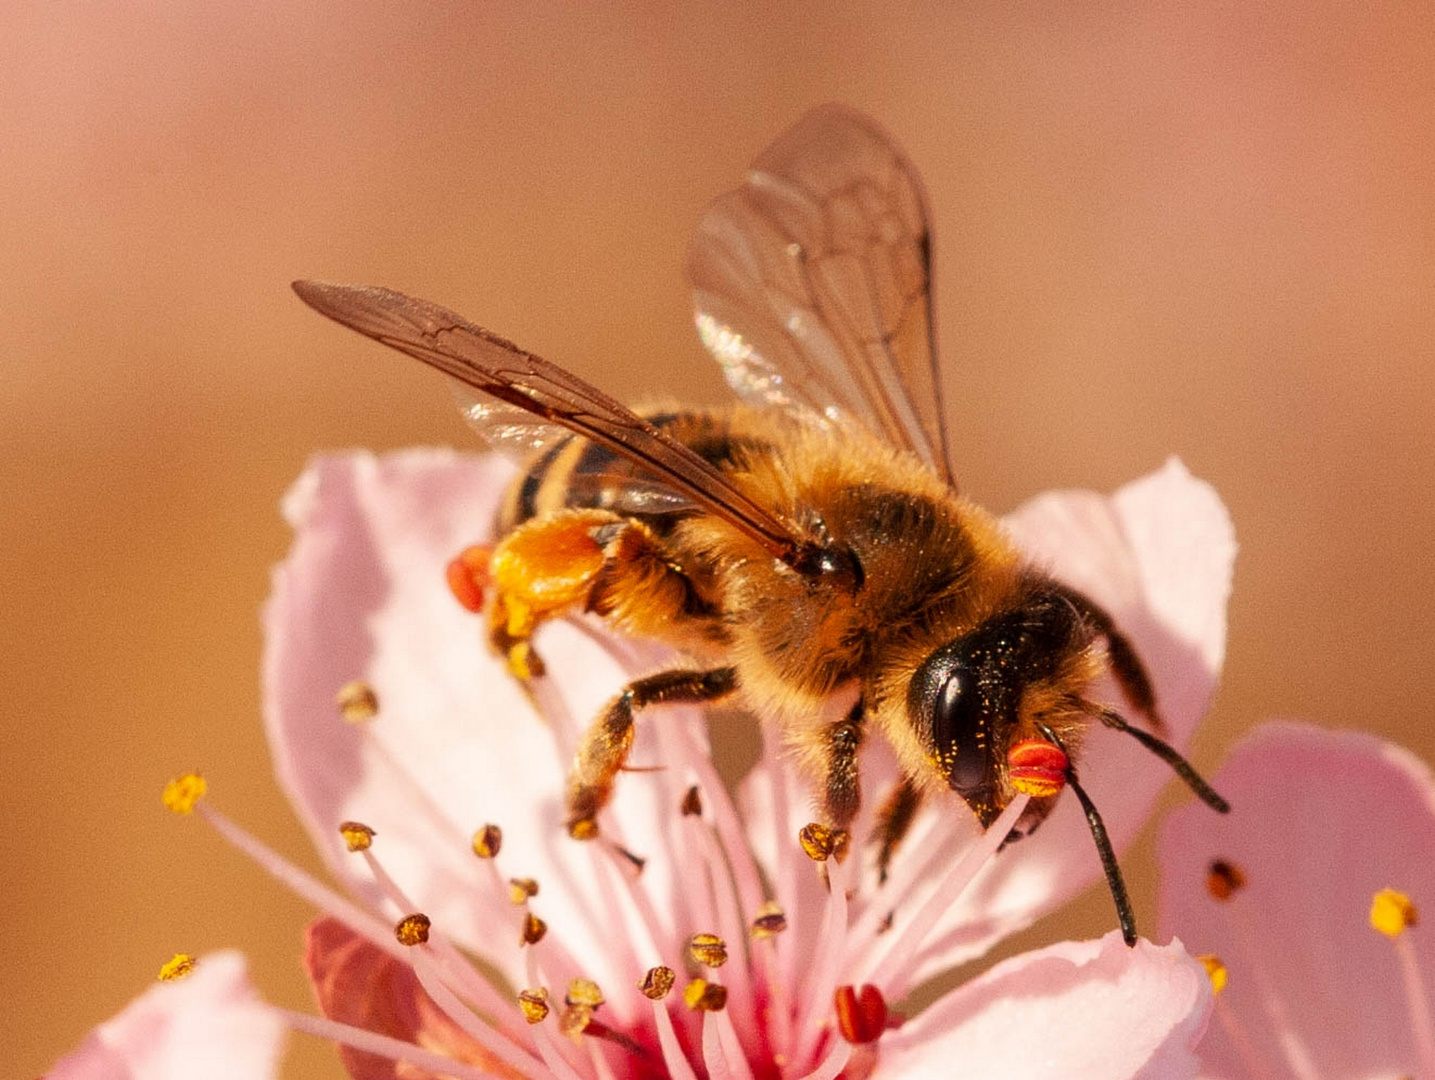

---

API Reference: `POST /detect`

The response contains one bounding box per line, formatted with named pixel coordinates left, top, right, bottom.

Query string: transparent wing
left=294, top=280, right=806, bottom=562
left=451, top=387, right=572, bottom=462
left=688, top=104, right=954, bottom=485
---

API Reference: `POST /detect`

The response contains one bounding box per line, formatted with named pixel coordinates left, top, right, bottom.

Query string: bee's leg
left=1052, top=585, right=1160, bottom=731
left=819, top=700, right=866, bottom=833
left=872, top=779, right=923, bottom=884
left=487, top=509, right=711, bottom=682
left=568, top=666, right=738, bottom=838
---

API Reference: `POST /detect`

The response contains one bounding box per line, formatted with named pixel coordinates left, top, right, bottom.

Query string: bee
left=294, top=104, right=1227, bottom=945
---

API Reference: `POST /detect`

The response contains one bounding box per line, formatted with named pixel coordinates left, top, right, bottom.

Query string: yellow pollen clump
left=335, top=680, right=379, bottom=723
left=683, top=978, right=728, bottom=1012
left=1371, top=888, right=1419, bottom=937
left=338, top=821, right=375, bottom=852
left=568, top=817, right=599, bottom=841
left=1197, top=954, right=1228, bottom=995
left=394, top=913, right=431, bottom=946
left=751, top=901, right=788, bottom=939
left=472, top=824, right=502, bottom=859
left=162, top=773, right=207, bottom=815
left=518, top=987, right=550, bottom=1024
left=639, top=966, right=676, bottom=1000
left=566, top=978, right=605, bottom=1009
left=157, top=953, right=197, bottom=981
left=509, top=877, right=539, bottom=904
left=689, top=933, right=728, bottom=968
left=521, top=913, right=548, bottom=945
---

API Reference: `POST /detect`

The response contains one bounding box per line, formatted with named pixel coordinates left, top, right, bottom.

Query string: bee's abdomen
left=497, top=409, right=768, bottom=535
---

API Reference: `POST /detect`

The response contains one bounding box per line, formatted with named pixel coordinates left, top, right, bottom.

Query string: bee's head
left=908, top=592, right=1091, bottom=824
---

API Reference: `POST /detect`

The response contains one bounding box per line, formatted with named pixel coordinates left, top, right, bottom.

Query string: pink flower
left=1158, top=722, right=1435, bottom=1079
left=50, top=450, right=1235, bottom=1079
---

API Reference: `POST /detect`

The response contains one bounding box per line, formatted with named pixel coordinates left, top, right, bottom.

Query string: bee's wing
left=451, top=389, right=573, bottom=461
left=294, top=280, right=804, bottom=561
left=687, top=104, right=954, bottom=485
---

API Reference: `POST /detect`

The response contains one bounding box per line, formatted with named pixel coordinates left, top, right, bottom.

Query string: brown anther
left=471, top=824, right=502, bottom=859
left=681, top=785, right=703, bottom=817
left=509, top=877, right=540, bottom=904
left=639, top=966, right=676, bottom=1000
left=688, top=933, right=728, bottom=968
left=799, top=822, right=849, bottom=862
left=1206, top=859, right=1247, bottom=901
left=565, top=978, right=605, bottom=1010
left=682, top=978, right=728, bottom=1012
left=521, top=913, right=548, bottom=945
left=568, top=817, right=600, bottom=841
left=750, top=901, right=788, bottom=939
left=835, top=984, right=888, bottom=1044
left=338, top=821, right=375, bottom=852
left=517, top=987, right=550, bottom=1024
left=394, top=913, right=431, bottom=946
left=335, top=680, right=379, bottom=723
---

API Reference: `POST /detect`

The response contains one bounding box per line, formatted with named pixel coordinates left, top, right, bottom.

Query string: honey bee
left=294, top=104, right=1227, bottom=945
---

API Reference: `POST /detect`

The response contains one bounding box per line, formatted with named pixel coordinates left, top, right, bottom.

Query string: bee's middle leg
left=819, top=699, right=866, bottom=833
left=567, top=666, right=738, bottom=838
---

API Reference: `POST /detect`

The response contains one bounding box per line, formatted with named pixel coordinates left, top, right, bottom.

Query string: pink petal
left=264, top=451, right=698, bottom=993
left=47, top=953, right=283, bottom=1080
left=887, top=459, right=1236, bottom=979
left=881, top=932, right=1212, bottom=1079
left=303, top=917, right=520, bottom=1080
left=1158, top=722, right=1435, bottom=1078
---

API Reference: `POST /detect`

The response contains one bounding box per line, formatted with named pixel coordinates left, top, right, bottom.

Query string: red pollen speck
left=446, top=544, right=492, bottom=613
left=1007, top=738, right=1069, bottom=797
left=834, top=984, right=888, bottom=1044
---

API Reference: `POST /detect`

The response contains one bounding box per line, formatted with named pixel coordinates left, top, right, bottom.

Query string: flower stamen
left=334, top=679, right=379, bottom=723
left=1372, top=888, right=1435, bottom=1078
left=1206, top=858, right=1247, bottom=900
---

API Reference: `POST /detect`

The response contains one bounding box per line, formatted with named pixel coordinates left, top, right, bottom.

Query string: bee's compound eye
left=909, top=644, right=988, bottom=798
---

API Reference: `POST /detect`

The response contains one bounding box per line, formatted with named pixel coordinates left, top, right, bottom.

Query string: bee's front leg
left=819, top=699, right=866, bottom=833
left=567, top=666, right=738, bottom=838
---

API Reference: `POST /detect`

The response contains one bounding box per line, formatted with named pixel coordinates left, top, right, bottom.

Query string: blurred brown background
left=5, top=2, right=1432, bottom=1076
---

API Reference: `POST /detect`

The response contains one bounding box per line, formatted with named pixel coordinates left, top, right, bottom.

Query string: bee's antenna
left=1093, top=707, right=1230, bottom=814
left=1035, top=721, right=1137, bottom=947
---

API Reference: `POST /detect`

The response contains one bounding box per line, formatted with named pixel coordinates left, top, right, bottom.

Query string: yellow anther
left=1371, top=888, right=1419, bottom=937
left=565, top=978, right=604, bottom=1009
left=338, top=821, right=375, bottom=852
left=518, top=987, right=550, bottom=1024
left=157, top=953, right=197, bottom=981
left=799, top=822, right=849, bottom=863
left=394, top=913, right=431, bottom=946
left=559, top=1005, right=593, bottom=1038
left=1197, top=954, right=1228, bottom=995
left=521, top=913, right=548, bottom=945
left=509, top=877, right=540, bottom=904
left=162, top=773, right=207, bottom=815
left=682, top=978, right=727, bottom=1012
left=751, top=901, right=787, bottom=939
left=639, top=966, right=676, bottom=1000
left=472, top=824, right=502, bottom=859
left=335, top=680, right=379, bottom=723
left=688, top=933, right=728, bottom=968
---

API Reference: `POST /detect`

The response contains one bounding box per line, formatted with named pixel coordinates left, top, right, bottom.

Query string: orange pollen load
left=1007, top=739, right=1070, bottom=798
left=834, top=983, right=888, bottom=1044
left=445, top=544, right=493, bottom=613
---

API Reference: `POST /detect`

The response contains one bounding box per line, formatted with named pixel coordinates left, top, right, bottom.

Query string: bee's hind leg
left=567, top=666, right=738, bottom=839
